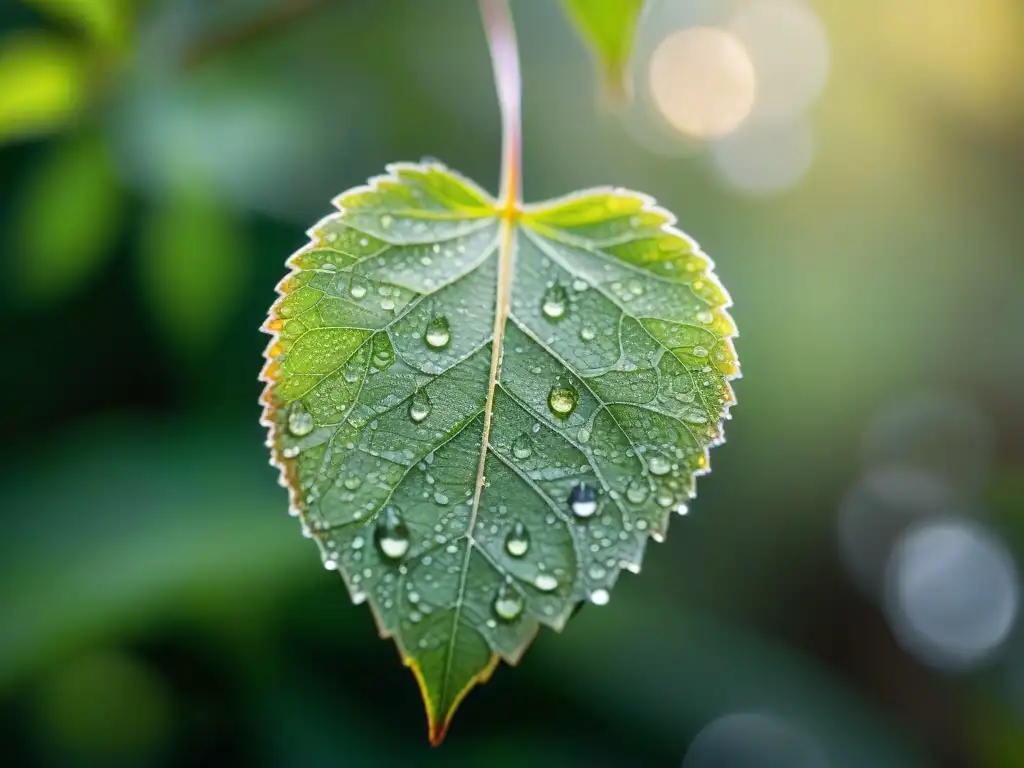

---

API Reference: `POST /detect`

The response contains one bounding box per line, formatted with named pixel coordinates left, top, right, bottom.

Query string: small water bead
left=692, top=345, right=709, bottom=358
left=627, top=280, right=644, bottom=296
left=282, top=446, right=300, bottom=459
left=352, top=535, right=365, bottom=550
left=380, top=214, right=393, bottom=228
left=287, top=402, right=314, bottom=436
left=380, top=298, right=395, bottom=311
left=505, top=521, right=530, bottom=558
left=511, top=433, right=533, bottom=460
left=696, top=310, right=714, bottom=324
left=323, top=557, right=338, bottom=570
left=626, top=478, right=650, bottom=504
left=375, top=506, right=411, bottom=560
left=541, top=284, right=569, bottom=320
left=534, top=573, right=559, bottom=592
left=548, top=386, right=579, bottom=418
left=344, top=476, right=362, bottom=490
left=578, top=427, right=591, bottom=443
left=648, top=455, right=671, bottom=476
left=433, top=491, right=449, bottom=505
left=569, top=482, right=598, bottom=518
left=579, top=326, right=596, bottom=342
left=493, top=584, right=524, bottom=621
left=409, top=390, right=432, bottom=423
left=589, top=564, right=607, bottom=580
left=589, top=589, right=610, bottom=606
left=424, top=316, right=451, bottom=349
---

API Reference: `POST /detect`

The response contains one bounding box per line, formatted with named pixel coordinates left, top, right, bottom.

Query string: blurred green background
left=2, top=0, right=1023, bottom=765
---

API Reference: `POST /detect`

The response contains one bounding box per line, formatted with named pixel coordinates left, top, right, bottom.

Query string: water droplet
left=375, top=506, right=411, bottom=560
left=493, top=584, right=524, bottom=621
left=323, top=557, right=337, bottom=570
left=505, top=521, right=530, bottom=558
left=589, top=589, right=610, bottom=606
left=287, top=402, right=314, bottom=436
left=540, top=284, right=569, bottom=320
left=626, top=478, right=650, bottom=504
left=349, top=277, right=368, bottom=299
left=627, top=280, right=644, bottom=296
left=579, top=326, right=596, bottom=342
left=534, top=573, right=559, bottom=592
left=424, top=316, right=451, bottom=349
left=548, top=386, right=578, bottom=418
left=683, top=409, right=709, bottom=424
left=648, top=455, right=671, bottom=476
left=409, top=390, right=432, bottom=423
left=344, top=476, right=362, bottom=490
left=433, top=490, right=449, bottom=505
left=693, top=345, right=709, bottom=358
left=569, top=482, right=598, bottom=518
left=696, top=310, right=713, bottom=324
left=511, top=433, right=533, bottom=460
left=380, top=214, right=393, bottom=228
left=380, top=298, right=395, bottom=311
left=352, top=536, right=365, bottom=550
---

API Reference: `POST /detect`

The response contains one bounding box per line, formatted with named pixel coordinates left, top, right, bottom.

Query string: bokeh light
left=861, top=392, right=996, bottom=494
left=710, top=118, right=814, bottom=195
left=885, top=518, right=1020, bottom=670
left=682, top=712, right=827, bottom=768
left=647, top=27, right=756, bottom=139
left=837, top=467, right=965, bottom=599
left=728, top=0, right=829, bottom=124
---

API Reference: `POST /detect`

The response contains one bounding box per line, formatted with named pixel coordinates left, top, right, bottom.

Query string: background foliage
left=1, top=0, right=1023, bottom=765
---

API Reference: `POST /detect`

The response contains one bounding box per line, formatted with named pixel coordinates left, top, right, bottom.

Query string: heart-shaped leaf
left=260, top=161, right=738, bottom=743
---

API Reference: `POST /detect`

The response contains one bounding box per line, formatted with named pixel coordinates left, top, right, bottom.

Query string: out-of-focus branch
left=181, top=0, right=324, bottom=70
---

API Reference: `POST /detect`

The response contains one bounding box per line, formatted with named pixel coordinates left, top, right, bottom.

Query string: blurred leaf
left=138, top=185, right=247, bottom=357
left=261, top=161, right=738, bottom=743
left=24, top=0, right=133, bottom=53
left=0, top=31, right=86, bottom=143
left=14, top=130, right=123, bottom=303
left=561, top=0, right=645, bottom=104
left=0, top=420, right=308, bottom=688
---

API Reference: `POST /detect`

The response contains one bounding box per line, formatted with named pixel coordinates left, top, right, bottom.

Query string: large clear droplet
left=541, top=284, right=568, bottom=320
left=505, top=521, right=530, bottom=558
left=409, top=390, right=432, bottom=423
left=511, top=433, right=533, bottom=460
left=349, top=276, right=368, bottom=299
left=626, top=478, right=650, bottom=504
left=569, top=482, right=598, bottom=518
left=375, top=505, right=411, bottom=560
left=589, top=589, right=610, bottom=606
left=424, top=316, right=451, bottom=349
left=287, top=402, right=314, bottom=436
left=534, top=573, right=559, bottom=592
left=493, top=583, right=524, bottom=622
left=548, top=386, right=578, bottom=418
left=648, top=455, right=671, bottom=476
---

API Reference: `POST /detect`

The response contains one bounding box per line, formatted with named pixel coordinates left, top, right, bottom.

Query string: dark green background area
left=1, top=1, right=1023, bottom=766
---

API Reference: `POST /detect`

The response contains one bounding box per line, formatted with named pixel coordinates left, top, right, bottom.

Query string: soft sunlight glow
left=648, top=27, right=756, bottom=138
left=711, top=119, right=814, bottom=195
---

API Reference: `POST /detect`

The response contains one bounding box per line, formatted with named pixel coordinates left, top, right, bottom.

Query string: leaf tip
left=408, top=652, right=501, bottom=746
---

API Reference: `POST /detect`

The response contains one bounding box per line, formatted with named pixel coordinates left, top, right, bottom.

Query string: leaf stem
left=479, top=0, right=522, bottom=213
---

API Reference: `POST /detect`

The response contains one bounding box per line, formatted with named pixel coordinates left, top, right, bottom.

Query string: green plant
left=260, top=0, right=739, bottom=744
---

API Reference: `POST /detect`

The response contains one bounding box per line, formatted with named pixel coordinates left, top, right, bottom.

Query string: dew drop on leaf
left=548, top=386, right=578, bottom=418
left=493, top=583, right=524, bottom=622
left=589, top=589, right=610, bottom=606
left=505, top=521, right=531, bottom=557
left=541, top=283, right=568, bottom=320
left=344, top=476, right=362, bottom=490
left=534, top=573, right=559, bottom=592
left=380, top=214, right=393, bottom=229
left=287, top=402, right=314, bottom=436
left=375, top=505, right=411, bottom=560
left=424, top=315, right=451, bottom=349
left=693, top=345, right=709, bottom=357
left=349, top=276, right=368, bottom=299
left=511, top=433, right=533, bottom=460
left=409, top=390, right=432, bottom=423
left=569, top=482, right=598, bottom=518
left=626, top=478, right=649, bottom=504
left=648, top=455, right=671, bottom=476
left=579, top=326, right=596, bottom=342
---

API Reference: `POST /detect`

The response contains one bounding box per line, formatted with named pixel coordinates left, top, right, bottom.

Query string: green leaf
left=561, top=0, right=646, bottom=104
left=139, top=186, right=247, bottom=357
left=14, top=131, right=123, bottom=303
left=0, top=31, right=87, bottom=144
left=24, top=0, right=133, bottom=53
left=260, top=161, right=738, bottom=743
